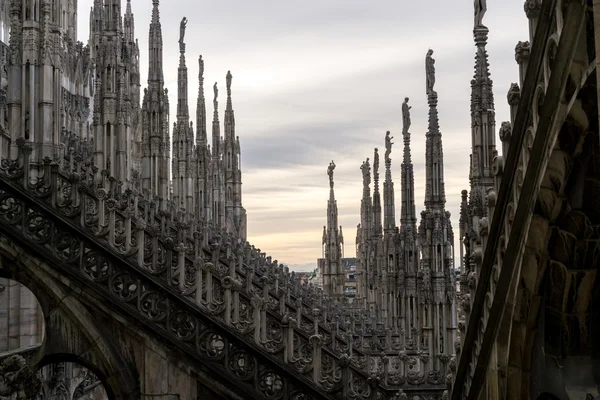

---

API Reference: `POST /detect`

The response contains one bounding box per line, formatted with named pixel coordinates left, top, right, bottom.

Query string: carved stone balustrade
left=0, top=138, right=450, bottom=399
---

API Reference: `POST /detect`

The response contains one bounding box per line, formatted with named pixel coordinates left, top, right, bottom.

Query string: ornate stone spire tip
left=178, top=17, right=188, bottom=53
left=226, top=70, right=232, bottom=95
left=425, top=49, right=436, bottom=98
left=402, top=97, right=412, bottom=134
left=198, top=55, right=204, bottom=79
left=327, top=160, right=336, bottom=188
left=213, top=82, right=218, bottom=111
left=474, top=0, right=487, bottom=28
left=384, top=131, right=393, bottom=162
left=151, top=0, right=160, bottom=24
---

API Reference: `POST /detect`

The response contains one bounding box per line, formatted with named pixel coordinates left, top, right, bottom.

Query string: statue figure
left=360, top=158, right=371, bottom=188
left=327, top=160, right=336, bottom=187
left=426, top=49, right=436, bottom=95
left=384, top=131, right=393, bottom=161
left=402, top=97, right=411, bottom=132
left=474, top=0, right=487, bottom=27
left=178, top=17, right=188, bottom=48
left=373, top=148, right=379, bottom=180
left=198, top=55, right=204, bottom=79
left=213, top=82, right=218, bottom=109
left=226, top=70, right=232, bottom=95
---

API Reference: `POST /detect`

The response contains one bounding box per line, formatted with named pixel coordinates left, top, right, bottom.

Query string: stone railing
left=0, top=139, right=448, bottom=399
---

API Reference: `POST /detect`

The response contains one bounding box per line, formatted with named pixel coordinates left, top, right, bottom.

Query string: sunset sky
left=77, top=0, right=530, bottom=271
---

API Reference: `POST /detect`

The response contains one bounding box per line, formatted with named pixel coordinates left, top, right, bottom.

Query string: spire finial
left=384, top=131, right=393, bottom=163
left=152, top=0, right=160, bottom=24
left=226, top=70, right=232, bottom=97
left=402, top=98, right=411, bottom=134
left=178, top=17, right=187, bottom=53
left=360, top=158, right=371, bottom=190
left=424, top=49, right=446, bottom=208
left=425, top=49, right=436, bottom=99
left=213, top=82, right=218, bottom=110
left=474, top=0, right=487, bottom=28
left=199, top=55, right=204, bottom=79
left=327, top=160, right=336, bottom=188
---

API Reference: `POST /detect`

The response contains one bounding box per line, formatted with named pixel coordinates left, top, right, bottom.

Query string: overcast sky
left=77, top=0, right=529, bottom=271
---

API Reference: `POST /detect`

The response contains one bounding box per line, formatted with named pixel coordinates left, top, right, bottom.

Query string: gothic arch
left=0, top=236, right=139, bottom=399
left=0, top=277, right=45, bottom=359
left=37, top=356, right=109, bottom=398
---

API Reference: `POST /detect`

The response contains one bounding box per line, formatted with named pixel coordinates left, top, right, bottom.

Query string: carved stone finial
left=425, top=49, right=436, bottom=97
left=178, top=17, right=187, bottom=52
left=499, top=121, right=512, bottom=142
left=384, top=131, right=393, bottom=162
left=213, top=82, right=218, bottom=110
left=474, top=0, right=487, bottom=27
left=524, top=0, right=541, bottom=19
left=360, top=158, right=371, bottom=189
left=198, top=55, right=204, bottom=79
left=507, top=83, right=521, bottom=106
left=327, top=160, right=335, bottom=188
left=402, top=97, right=411, bottom=133
left=515, top=41, right=531, bottom=65
left=226, top=70, right=232, bottom=96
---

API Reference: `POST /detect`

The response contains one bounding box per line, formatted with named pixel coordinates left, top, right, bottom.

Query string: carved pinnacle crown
left=226, top=70, right=232, bottom=95
left=327, top=160, right=336, bottom=188
left=198, top=55, right=204, bottom=79
left=474, top=0, right=487, bottom=28
left=213, top=82, right=218, bottom=109
left=425, top=49, right=436, bottom=99
left=151, top=0, right=160, bottom=23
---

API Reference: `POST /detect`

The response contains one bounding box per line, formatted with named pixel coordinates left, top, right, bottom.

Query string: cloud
left=77, top=0, right=530, bottom=269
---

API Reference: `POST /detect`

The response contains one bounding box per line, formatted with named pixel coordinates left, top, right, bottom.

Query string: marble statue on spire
left=327, top=160, right=336, bottom=188
left=385, top=131, right=394, bottom=162
left=199, top=55, right=204, bottom=78
left=360, top=158, right=371, bottom=187
left=474, top=0, right=487, bottom=27
left=226, top=71, right=232, bottom=94
left=426, top=49, right=436, bottom=96
left=179, top=17, right=188, bottom=51
left=213, top=82, right=218, bottom=109
left=402, top=97, right=411, bottom=133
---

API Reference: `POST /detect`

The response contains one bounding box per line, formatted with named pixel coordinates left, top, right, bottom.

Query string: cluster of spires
left=141, top=1, right=246, bottom=238
left=323, top=50, right=456, bottom=359
left=321, top=4, right=498, bottom=395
